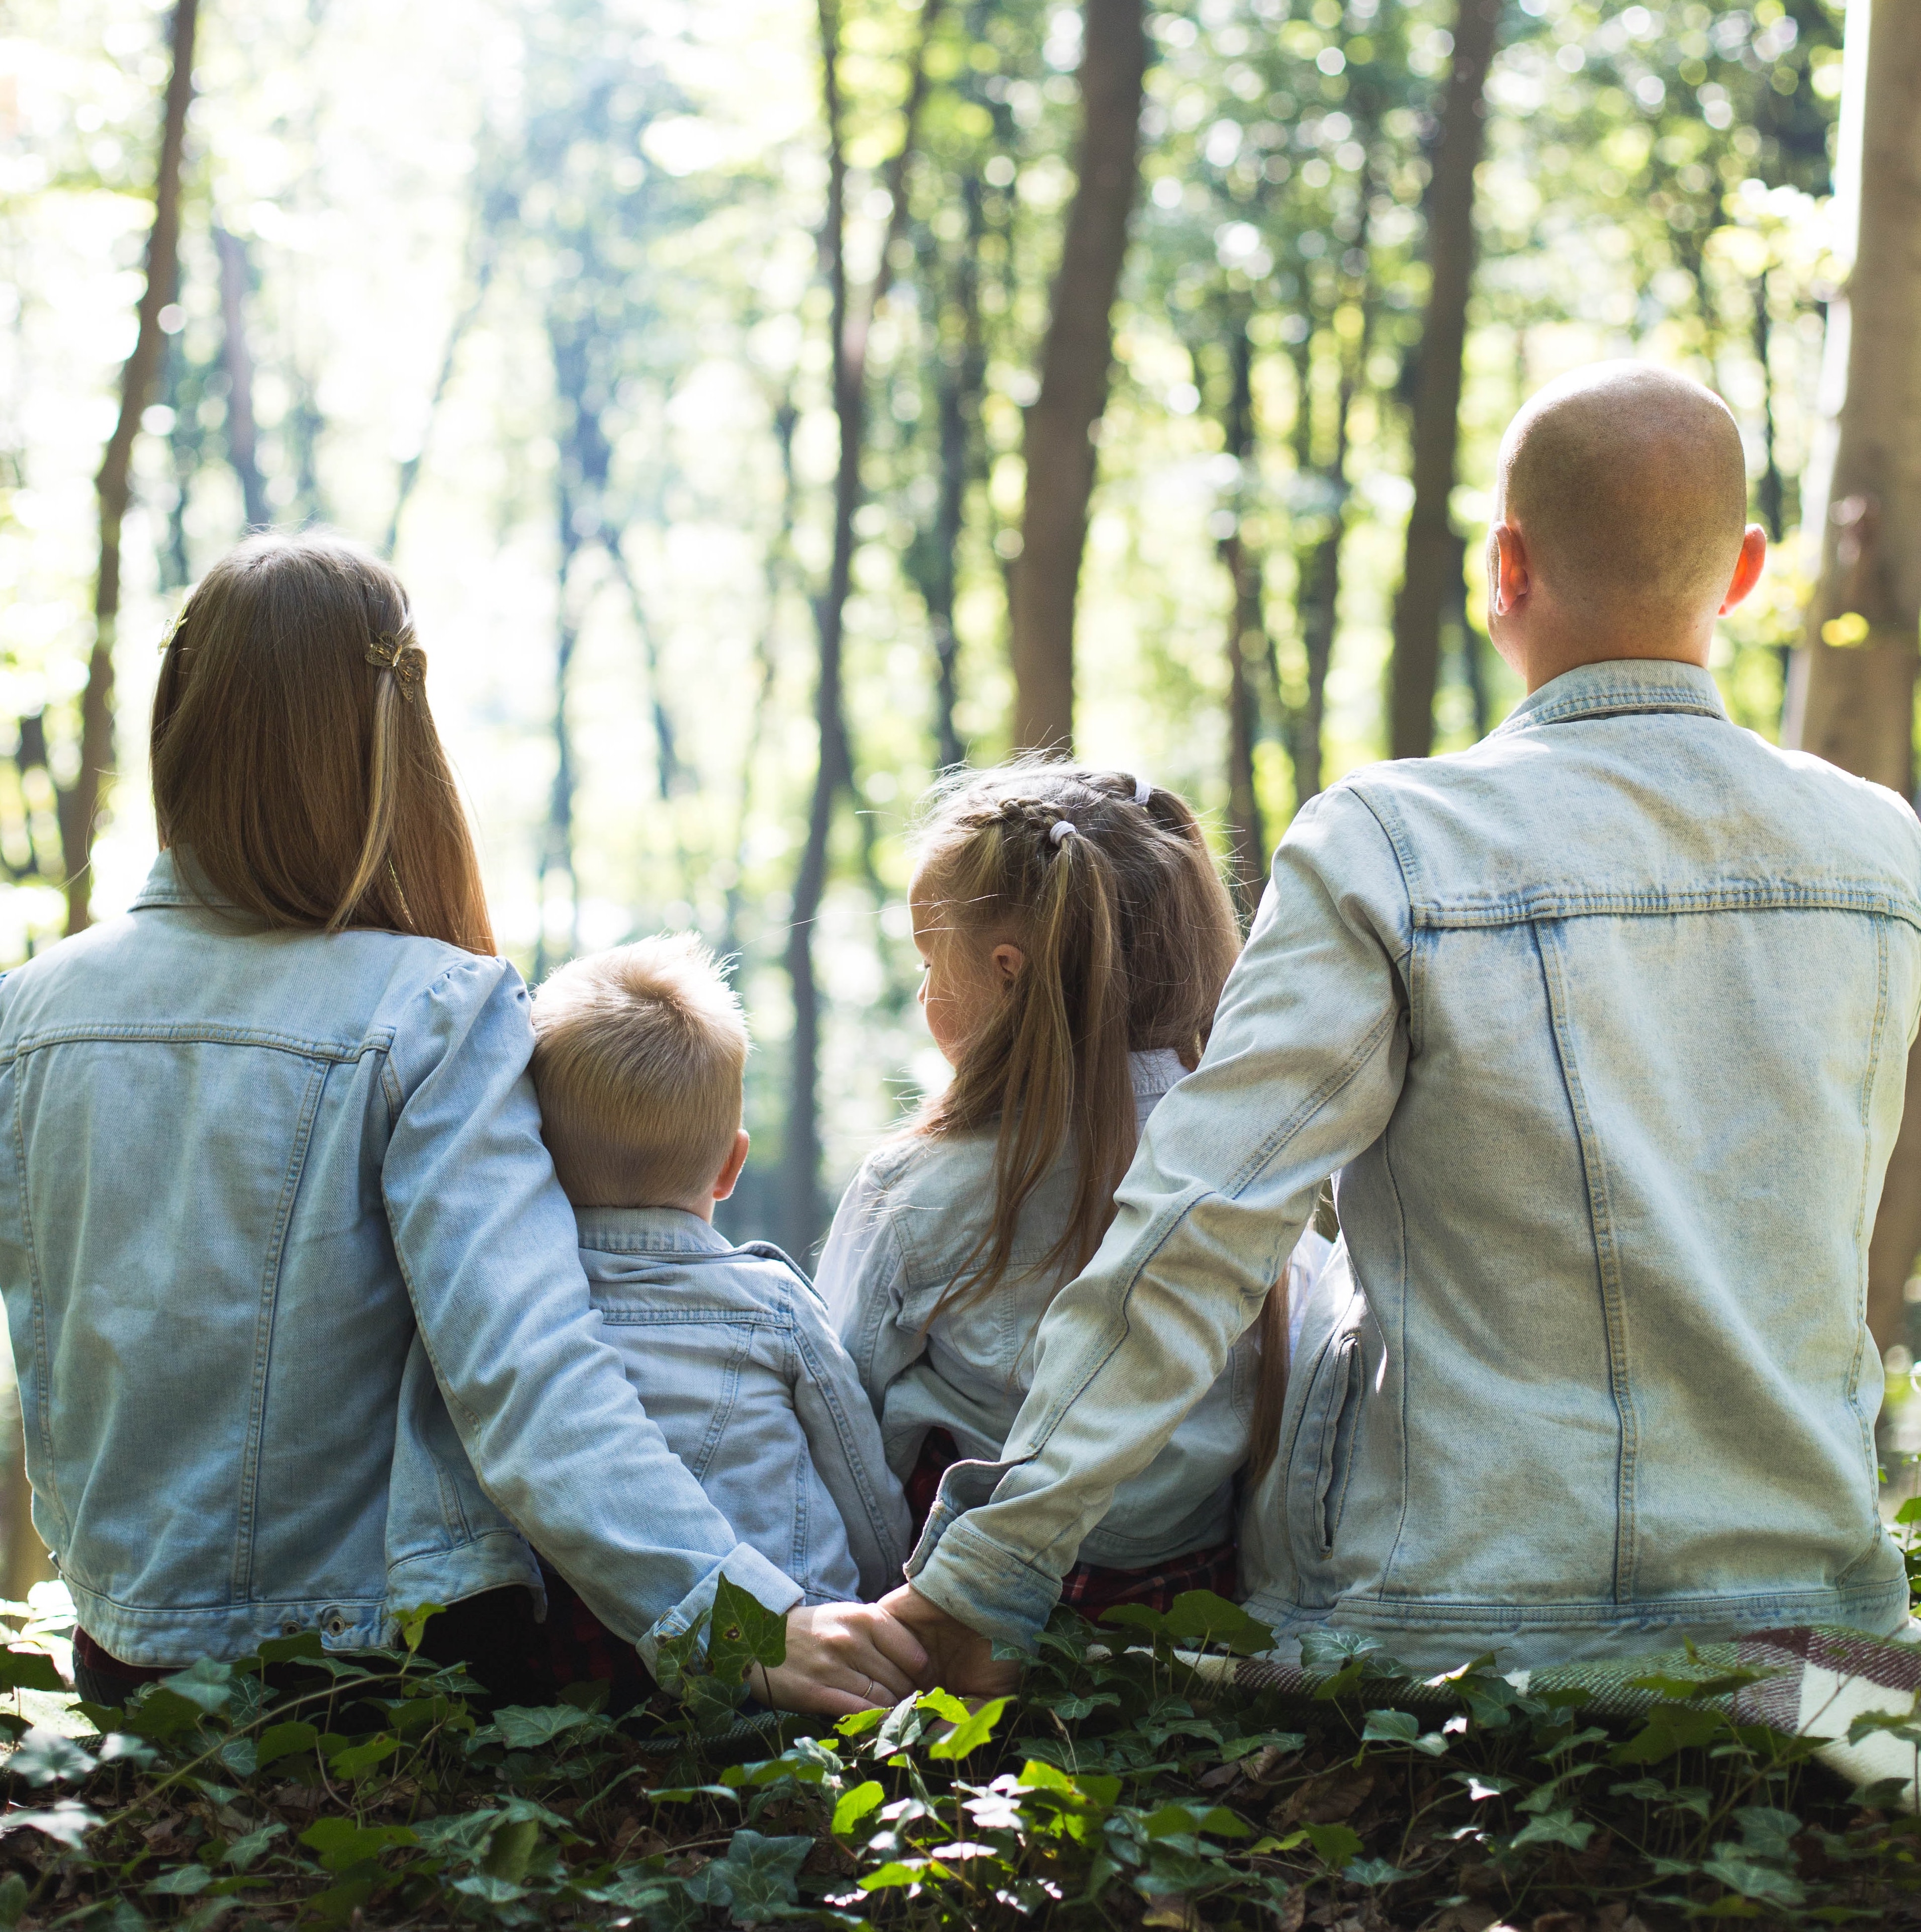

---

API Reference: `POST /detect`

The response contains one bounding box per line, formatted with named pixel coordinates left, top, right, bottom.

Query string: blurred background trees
left=0, top=0, right=1861, bottom=1286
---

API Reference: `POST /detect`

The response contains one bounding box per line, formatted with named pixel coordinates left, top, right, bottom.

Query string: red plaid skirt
left=905, top=1427, right=1238, bottom=1619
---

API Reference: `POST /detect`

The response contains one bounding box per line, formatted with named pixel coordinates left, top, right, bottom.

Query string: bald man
left=882, top=361, right=1921, bottom=1681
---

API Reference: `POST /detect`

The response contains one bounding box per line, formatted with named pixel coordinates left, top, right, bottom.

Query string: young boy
left=530, top=937, right=909, bottom=1605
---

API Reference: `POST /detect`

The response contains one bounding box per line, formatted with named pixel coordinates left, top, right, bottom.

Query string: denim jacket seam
left=5, top=1021, right=396, bottom=1064
left=1411, top=884, right=1921, bottom=929
left=1374, top=1118, right=1416, bottom=1599
left=787, top=1312, right=895, bottom=1563
left=1493, top=693, right=1725, bottom=733
left=7, top=1066, right=63, bottom=1547
left=1841, top=918, right=1893, bottom=1500
left=234, top=1059, right=332, bottom=1600
left=1533, top=921, right=1640, bottom=1602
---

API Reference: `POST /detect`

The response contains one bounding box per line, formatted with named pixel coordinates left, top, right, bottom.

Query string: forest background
left=0, top=0, right=1874, bottom=1282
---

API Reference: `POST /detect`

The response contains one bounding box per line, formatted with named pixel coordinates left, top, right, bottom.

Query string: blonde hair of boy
left=530, top=936, right=749, bottom=1211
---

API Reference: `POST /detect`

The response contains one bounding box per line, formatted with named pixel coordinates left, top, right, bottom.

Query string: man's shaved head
left=1495, top=361, right=1748, bottom=628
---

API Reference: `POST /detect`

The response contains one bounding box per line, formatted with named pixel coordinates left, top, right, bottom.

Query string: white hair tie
left=1133, top=775, right=1151, bottom=804
left=1049, top=819, right=1078, bottom=846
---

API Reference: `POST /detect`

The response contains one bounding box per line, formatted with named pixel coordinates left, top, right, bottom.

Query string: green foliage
left=5, top=1591, right=1920, bottom=1927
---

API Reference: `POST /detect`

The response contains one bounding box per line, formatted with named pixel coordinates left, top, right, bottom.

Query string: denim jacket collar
left=574, top=1205, right=734, bottom=1257
left=1494, top=657, right=1726, bottom=736
left=131, top=848, right=229, bottom=912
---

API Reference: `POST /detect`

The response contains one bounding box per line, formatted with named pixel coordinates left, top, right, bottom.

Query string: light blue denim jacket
left=910, top=661, right=1921, bottom=1667
left=0, top=853, right=804, bottom=1668
left=820, top=1052, right=1331, bottom=1568
left=578, top=1208, right=910, bottom=1603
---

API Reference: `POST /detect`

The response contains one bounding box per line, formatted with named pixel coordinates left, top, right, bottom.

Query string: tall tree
left=781, top=0, right=945, bottom=1256
left=214, top=227, right=269, bottom=530
left=1781, top=0, right=1921, bottom=1351
left=67, top=0, right=198, bottom=935
left=1387, top=0, right=1499, bottom=762
left=1217, top=303, right=1265, bottom=917
left=1007, top=0, right=1146, bottom=752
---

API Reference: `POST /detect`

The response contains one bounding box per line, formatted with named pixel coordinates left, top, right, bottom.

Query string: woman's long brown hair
left=913, top=760, right=1241, bottom=1309
left=150, top=531, right=494, bottom=955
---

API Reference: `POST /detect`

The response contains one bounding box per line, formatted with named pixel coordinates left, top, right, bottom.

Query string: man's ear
left=1718, top=524, right=1768, bottom=615
left=713, top=1127, right=751, bottom=1202
left=989, top=943, right=1025, bottom=986
left=1490, top=522, right=1531, bottom=617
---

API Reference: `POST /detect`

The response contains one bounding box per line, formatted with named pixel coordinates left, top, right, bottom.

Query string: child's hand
left=754, top=1602, right=930, bottom=1716
left=877, top=1583, right=1020, bottom=1699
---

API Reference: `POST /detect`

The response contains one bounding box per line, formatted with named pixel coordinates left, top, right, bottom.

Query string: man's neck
left=1515, top=635, right=1710, bottom=695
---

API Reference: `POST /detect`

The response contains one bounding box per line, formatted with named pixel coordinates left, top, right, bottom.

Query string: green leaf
left=1897, top=1496, right=1921, bottom=1524
left=224, top=1823, right=286, bottom=1872
left=693, top=1828, right=812, bottom=1917
left=1142, top=1801, right=1251, bottom=1841
left=326, top=1733, right=398, bottom=1780
left=486, top=1703, right=596, bottom=1751
left=1701, top=1850, right=1807, bottom=1906
left=1099, top=1603, right=1170, bottom=1639
left=1360, top=1708, right=1419, bottom=1746
left=917, top=1687, right=970, bottom=1725
left=707, top=1575, right=788, bottom=1686
left=145, top=1865, right=216, bottom=1897
left=159, top=1659, right=235, bottom=1715
left=252, top=1719, right=319, bottom=1770
left=928, top=1695, right=1011, bottom=1760
left=393, top=1601, right=444, bottom=1657
left=482, top=1815, right=542, bottom=1883
left=1298, top=1821, right=1363, bottom=1870
left=0, top=1873, right=27, bottom=1927
left=0, top=1799, right=100, bottom=1848
left=1345, top=1856, right=1410, bottom=1885
left=832, top=1778, right=885, bottom=1835
left=251, top=1631, right=325, bottom=1666
left=1158, top=1590, right=1275, bottom=1655
left=8, top=1726, right=95, bottom=1786
left=1507, top=1807, right=1596, bottom=1852
left=0, top=1648, right=63, bottom=1695
left=1609, top=1701, right=1727, bottom=1764
left=297, top=1816, right=418, bottom=1874
left=1733, top=1806, right=1800, bottom=1861
left=450, top=1873, right=527, bottom=1906
left=859, top=1859, right=931, bottom=1892
left=836, top=1706, right=887, bottom=1738
left=121, top=1686, right=205, bottom=1742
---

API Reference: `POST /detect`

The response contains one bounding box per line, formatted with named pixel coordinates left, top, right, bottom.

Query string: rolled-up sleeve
left=382, top=957, right=801, bottom=1667
left=906, top=786, right=1414, bottom=1646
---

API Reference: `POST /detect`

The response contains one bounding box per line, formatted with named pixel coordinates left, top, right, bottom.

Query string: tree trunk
left=781, top=0, right=945, bottom=1258
left=67, top=0, right=198, bottom=937
left=214, top=226, right=269, bottom=530
left=1781, top=0, right=1921, bottom=1352
left=1387, top=0, right=1499, bottom=763
left=1007, top=0, right=1146, bottom=753
left=1217, top=310, right=1265, bottom=918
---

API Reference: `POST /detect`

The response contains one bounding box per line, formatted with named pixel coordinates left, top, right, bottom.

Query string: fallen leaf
left=1279, top=1766, right=1374, bottom=1827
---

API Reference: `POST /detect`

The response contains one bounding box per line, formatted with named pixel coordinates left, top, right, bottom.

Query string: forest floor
left=3, top=1581, right=1921, bottom=1930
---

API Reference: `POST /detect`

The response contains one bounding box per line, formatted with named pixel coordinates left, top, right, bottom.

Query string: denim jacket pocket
left=1311, top=1334, right=1364, bottom=1557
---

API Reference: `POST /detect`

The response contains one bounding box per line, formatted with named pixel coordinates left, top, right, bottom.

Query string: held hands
left=755, top=1602, right=931, bottom=1716
left=753, top=1591, right=1018, bottom=1714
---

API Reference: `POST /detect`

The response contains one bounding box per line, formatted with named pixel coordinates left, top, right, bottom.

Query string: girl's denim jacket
left=907, top=662, right=1921, bottom=1668
left=819, top=1053, right=1331, bottom=1571
left=0, top=853, right=804, bottom=1668
left=577, top=1207, right=910, bottom=1603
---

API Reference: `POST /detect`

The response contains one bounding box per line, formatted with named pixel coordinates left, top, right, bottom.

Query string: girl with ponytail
left=5, top=531, right=921, bottom=1717
left=819, top=760, right=1330, bottom=1617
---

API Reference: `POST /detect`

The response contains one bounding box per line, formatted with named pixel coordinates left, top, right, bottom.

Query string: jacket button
left=281, top=1622, right=300, bottom=1636
left=325, top=1614, right=348, bottom=1637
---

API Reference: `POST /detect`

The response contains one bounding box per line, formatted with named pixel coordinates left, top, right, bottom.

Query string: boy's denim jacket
left=578, top=1208, right=909, bottom=1603
left=0, top=853, right=804, bottom=1669
left=909, top=661, right=1921, bottom=1667
left=819, top=1052, right=1331, bottom=1570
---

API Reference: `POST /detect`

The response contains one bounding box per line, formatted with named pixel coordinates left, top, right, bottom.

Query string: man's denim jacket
left=578, top=1208, right=909, bottom=1603
left=909, top=661, right=1921, bottom=1667
left=0, top=853, right=804, bottom=1668
left=821, top=1052, right=1330, bottom=1569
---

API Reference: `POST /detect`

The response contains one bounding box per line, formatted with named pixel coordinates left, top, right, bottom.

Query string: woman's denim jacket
left=578, top=1207, right=910, bottom=1603
left=819, top=1052, right=1331, bottom=1570
left=0, top=854, right=804, bottom=1668
left=908, top=662, right=1921, bottom=1667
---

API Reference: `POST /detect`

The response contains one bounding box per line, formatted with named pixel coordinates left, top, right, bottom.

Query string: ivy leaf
left=0, top=1799, right=100, bottom=1848
left=120, top=1686, right=204, bottom=1742
left=1508, top=1807, right=1596, bottom=1852
left=832, top=1780, right=885, bottom=1836
left=484, top=1704, right=597, bottom=1752
left=145, top=1865, right=216, bottom=1896
left=1733, top=1806, right=1800, bottom=1861
left=8, top=1726, right=95, bottom=1786
left=1345, top=1856, right=1411, bottom=1885
left=692, top=1828, right=811, bottom=1921
left=97, top=1732, right=157, bottom=1771
left=1297, top=1821, right=1363, bottom=1870
left=251, top=1631, right=325, bottom=1667
left=0, top=1648, right=63, bottom=1695
left=1609, top=1702, right=1726, bottom=1764
left=707, top=1575, right=787, bottom=1687
left=160, top=1659, right=235, bottom=1715
left=928, top=1695, right=1011, bottom=1761
left=298, top=1817, right=418, bottom=1874
left=253, top=1719, right=319, bottom=1769
left=835, top=1706, right=887, bottom=1739
left=1700, top=1850, right=1807, bottom=1906
left=224, top=1823, right=286, bottom=1872
left=1157, top=1591, right=1275, bottom=1656
left=327, top=1733, right=398, bottom=1780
